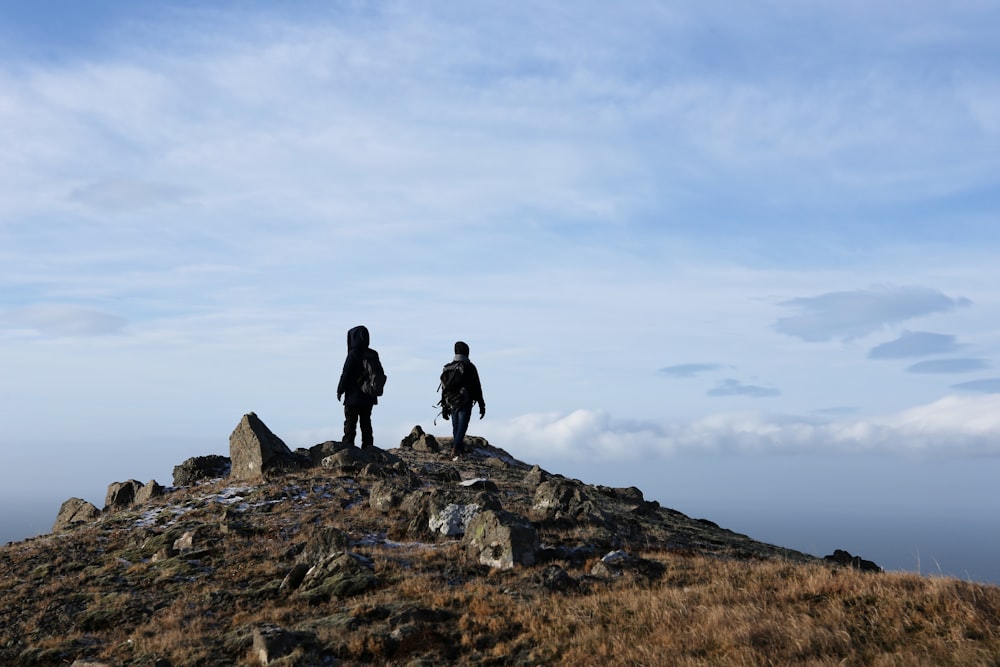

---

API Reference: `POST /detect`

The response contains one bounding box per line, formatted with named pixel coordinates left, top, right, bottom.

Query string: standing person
left=337, top=325, right=384, bottom=449
left=439, top=340, right=485, bottom=460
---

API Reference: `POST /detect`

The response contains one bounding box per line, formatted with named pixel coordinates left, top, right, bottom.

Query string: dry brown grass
left=4, top=464, right=1000, bottom=666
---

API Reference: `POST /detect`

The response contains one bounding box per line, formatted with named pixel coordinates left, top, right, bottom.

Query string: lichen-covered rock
left=465, top=509, right=538, bottom=569
left=297, top=552, right=376, bottom=603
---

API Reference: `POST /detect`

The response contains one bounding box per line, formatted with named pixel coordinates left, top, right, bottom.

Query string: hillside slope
left=2, top=422, right=998, bottom=666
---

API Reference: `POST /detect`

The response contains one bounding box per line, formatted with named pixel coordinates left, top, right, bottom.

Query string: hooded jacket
left=337, top=325, right=377, bottom=407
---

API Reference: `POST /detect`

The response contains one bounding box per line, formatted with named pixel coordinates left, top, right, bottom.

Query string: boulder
left=104, top=479, right=144, bottom=511
left=251, top=624, right=317, bottom=666
left=52, top=497, right=100, bottom=533
left=532, top=478, right=608, bottom=525
left=297, top=552, right=376, bottom=603
left=305, top=440, right=351, bottom=465
left=229, top=412, right=308, bottom=480
left=134, top=479, right=165, bottom=504
left=296, top=526, right=351, bottom=566
left=585, top=550, right=666, bottom=581
left=173, top=455, right=231, bottom=486
left=370, top=479, right=412, bottom=512
left=464, top=509, right=538, bottom=569
left=428, top=503, right=482, bottom=537
left=320, top=444, right=406, bottom=476
left=400, top=425, right=442, bottom=453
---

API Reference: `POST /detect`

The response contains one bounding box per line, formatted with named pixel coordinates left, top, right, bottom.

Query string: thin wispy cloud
left=0, top=304, right=126, bottom=337
left=952, top=379, right=1000, bottom=394
left=69, top=178, right=194, bottom=212
left=659, top=363, right=724, bottom=378
left=869, top=331, right=961, bottom=359
left=707, top=379, right=780, bottom=398
left=906, top=359, right=990, bottom=374
left=774, top=286, right=971, bottom=342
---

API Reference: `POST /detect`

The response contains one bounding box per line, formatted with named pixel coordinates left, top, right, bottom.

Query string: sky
left=2, top=1, right=1000, bottom=582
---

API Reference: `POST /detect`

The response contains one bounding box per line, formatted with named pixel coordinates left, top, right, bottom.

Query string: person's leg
left=359, top=405, right=374, bottom=449
left=451, top=406, right=471, bottom=456
left=343, top=405, right=359, bottom=446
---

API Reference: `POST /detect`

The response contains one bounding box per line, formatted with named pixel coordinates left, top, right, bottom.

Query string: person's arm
left=470, top=365, right=486, bottom=418
left=337, top=350, right=362, bottom=401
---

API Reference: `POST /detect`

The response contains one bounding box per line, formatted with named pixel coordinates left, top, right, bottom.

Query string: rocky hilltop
left=3, top=413, right=992, bottom=666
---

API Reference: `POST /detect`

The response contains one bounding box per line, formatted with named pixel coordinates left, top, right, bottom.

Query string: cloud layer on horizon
left=485, top=395, right=1000, bottom=463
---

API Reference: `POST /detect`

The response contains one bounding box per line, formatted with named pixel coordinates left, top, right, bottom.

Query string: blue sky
left=3, top=2, right=1000, bottom=578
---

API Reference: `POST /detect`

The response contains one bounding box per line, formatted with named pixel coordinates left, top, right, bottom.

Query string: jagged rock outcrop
left=399, top=425, right=442, bottom=453
left=229, top=412, right=309, bottom=480
left=52, top=497, right=100, bottom=533
left=104, top=479, right=164, bottom=511
left=173, top=454, right=231, bottom=486
left=824, top=548, right=883, bottom=573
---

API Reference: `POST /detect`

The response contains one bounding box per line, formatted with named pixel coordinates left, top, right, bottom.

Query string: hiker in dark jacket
left=441, top=340, right=485, bottom=459
left=337, top=325, right=378, bottom=449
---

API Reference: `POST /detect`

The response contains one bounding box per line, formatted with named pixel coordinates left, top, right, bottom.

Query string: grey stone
left=173, top=455, right=231, bottom=486
left=134, top=479, right=165, bottom=504
left=229, top=412, right=307, bottom=480
left=428, top=503, right=481, bottom=537
left=297, top=552, right=376, bottom=602
left=52, top=497, right=100, bottom=533
left=104, top=479, right=144, bottom=511
left=464, top=509, right=538, bottom=569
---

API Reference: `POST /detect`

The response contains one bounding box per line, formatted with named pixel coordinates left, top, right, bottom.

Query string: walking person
left=439, top=340, right=485, bottom=460
left=337, top=325, right=385, bottom=449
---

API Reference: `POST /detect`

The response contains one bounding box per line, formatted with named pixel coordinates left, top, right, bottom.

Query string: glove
left=441, top=407, right=450, bottom=421
left=479, top=404, right=486, bottom=420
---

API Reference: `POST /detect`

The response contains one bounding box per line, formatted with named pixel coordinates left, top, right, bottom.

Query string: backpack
left=359, top=349, right=387, bottom=397
left=438, top=360, right=467, bottom=409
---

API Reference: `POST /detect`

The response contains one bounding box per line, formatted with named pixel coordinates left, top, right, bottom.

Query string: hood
left=347, top=325, right=370, bottom=351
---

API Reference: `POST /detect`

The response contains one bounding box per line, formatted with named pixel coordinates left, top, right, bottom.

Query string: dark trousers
left=451, top=406, right=472, bottom=454
left=343, top=404, right=373, bottom=448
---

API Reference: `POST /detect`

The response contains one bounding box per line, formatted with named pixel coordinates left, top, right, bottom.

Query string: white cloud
left=486, top=395, right=1000, bottom=462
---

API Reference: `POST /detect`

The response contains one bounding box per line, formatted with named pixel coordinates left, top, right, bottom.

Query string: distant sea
left=547, top=454, right=1000, bottom=587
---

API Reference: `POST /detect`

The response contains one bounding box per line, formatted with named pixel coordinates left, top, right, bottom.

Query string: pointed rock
left=229, top=412, right=307, bottom=480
